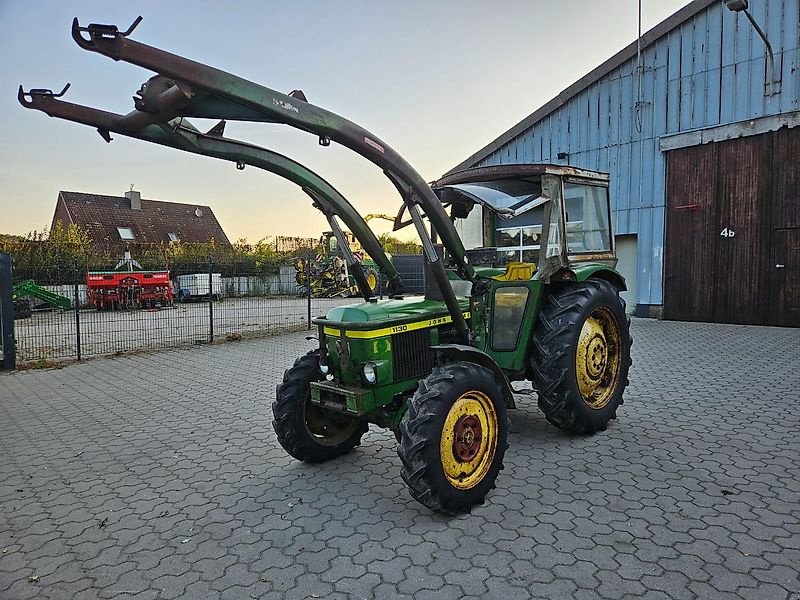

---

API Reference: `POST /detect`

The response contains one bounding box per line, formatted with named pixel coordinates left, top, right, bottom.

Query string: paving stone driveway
left=1, top=319, right=798, bottom=600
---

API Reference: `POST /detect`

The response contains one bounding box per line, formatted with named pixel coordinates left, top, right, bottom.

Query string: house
left=443, top=0, right=799, bottom=327
left=50, top=189, right=232, bottom=250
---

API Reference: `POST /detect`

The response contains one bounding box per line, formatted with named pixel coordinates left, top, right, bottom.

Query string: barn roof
left=53, top=191, right=231, bottom=247
left=443, top=0, right=716, bottom=176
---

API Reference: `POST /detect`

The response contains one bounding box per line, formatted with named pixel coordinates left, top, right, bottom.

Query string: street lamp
left=724, top=0, right=780, bottom=96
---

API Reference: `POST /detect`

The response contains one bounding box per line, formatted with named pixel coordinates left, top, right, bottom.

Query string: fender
left=431, top=344, right=516, bottom=409
left=567, top=264, right=627, bottom=291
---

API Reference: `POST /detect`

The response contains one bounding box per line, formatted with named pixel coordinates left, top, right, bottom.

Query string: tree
left=377, top=233, right=422, bottom=255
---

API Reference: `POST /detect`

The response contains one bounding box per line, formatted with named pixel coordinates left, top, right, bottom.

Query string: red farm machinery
left=86, top=250, right=173, bottom=310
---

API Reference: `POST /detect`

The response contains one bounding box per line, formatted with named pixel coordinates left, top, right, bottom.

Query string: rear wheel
left=273, top=351, right=367, bottom=462
left=531, top=279, right=632, bottom=434
left=398, top=362, right=509, bottom=514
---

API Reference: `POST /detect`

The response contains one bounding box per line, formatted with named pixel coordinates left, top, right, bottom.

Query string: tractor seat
left=491, top=261, right=536, bottom=282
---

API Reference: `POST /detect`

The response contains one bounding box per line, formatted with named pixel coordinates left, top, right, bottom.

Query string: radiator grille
left=392, top=329, right=434, bottom=381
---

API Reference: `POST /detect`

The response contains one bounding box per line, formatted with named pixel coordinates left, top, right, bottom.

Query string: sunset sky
left=0, top=0, right=691, bottom=243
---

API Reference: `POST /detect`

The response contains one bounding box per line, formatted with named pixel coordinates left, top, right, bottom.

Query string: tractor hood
left=317, top=296, right=470, bottom=330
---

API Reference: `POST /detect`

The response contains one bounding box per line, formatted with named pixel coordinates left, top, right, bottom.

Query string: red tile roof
left=53, top=191, right=231, bottom=248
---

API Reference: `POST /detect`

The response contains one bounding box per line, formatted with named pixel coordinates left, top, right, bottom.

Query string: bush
left=0, top=225, right=316, bottom=285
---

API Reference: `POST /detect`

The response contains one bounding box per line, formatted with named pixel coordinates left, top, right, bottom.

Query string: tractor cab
left=429, top=165, right=625, bottom=379
left=434, top=164, right=617, bottom=281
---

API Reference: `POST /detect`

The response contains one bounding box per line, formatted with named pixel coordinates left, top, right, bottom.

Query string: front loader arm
left=69, top=17, right=472, bottom=274
left=64, top=16, right=472, bottom=338
left=18, top=87, right=402, bottom=299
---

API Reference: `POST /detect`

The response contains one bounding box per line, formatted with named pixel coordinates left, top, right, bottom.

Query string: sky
left=0, top=0, right=691, bottom=243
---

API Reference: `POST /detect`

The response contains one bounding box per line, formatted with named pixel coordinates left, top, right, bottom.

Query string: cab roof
left=433, top=163, right=610, bottom=188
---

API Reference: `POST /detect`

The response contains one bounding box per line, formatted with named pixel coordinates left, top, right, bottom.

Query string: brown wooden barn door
left=663, top=144, right=719, bottom=322
left=711, top=134, right=772, bottom=325
left=769, top=127, right=800, bottom=327
left=770, top=229, right=800, bottom=326
left=665, top=132, right=782, bottom=325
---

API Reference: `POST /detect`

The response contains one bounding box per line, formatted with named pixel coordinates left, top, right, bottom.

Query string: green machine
left=21, top=17, right=632, bottom=513
left=12, top=280, right=71, bottom=319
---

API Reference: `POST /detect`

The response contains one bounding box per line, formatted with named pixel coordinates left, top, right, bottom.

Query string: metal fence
left=7, top=255, right=361, bottom=365
left=391, top=254, right=425, bottom=295
left=3, top=246, right=430, bottom=366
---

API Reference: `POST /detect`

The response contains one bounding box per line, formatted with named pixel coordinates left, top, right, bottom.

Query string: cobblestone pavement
left=1, top=319, right=798, bottom=599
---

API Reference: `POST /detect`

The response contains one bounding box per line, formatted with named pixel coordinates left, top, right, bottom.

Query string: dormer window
left=117, top=227, right=135, bottom=240
left=168, top=232, right=180, bottom=242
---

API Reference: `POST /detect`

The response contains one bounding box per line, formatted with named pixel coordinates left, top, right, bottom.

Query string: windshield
left=440, top=178, right=542, bottom=213
left=441, top=179, right=545, bottom=263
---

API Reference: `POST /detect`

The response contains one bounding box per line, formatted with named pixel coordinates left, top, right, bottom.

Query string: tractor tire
left=273, top=351, right=367, bottom=462
left=398, top=362, right=509, bottom=514
left=363, top=267, right=379, bottom=294
left=294, top=258, right=307, bottom=286
left=13, top=298, right=32, bottom=319
left=531, top=279, right=632, bottom=435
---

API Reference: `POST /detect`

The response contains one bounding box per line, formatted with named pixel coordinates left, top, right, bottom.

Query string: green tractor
left=279, top=165, right=631, bottom=513
left=294, top=230, right=382, bottom=298
left=21, top=16, right=631, bottom=513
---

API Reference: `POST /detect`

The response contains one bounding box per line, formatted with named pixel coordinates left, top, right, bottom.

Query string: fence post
left=306, top=249, right=312, bottom=330
left=208, top=254, right=214, bottom=343
left=0, top=253, right=15, bottom=370
left=74, top=282, right=81, bottom=362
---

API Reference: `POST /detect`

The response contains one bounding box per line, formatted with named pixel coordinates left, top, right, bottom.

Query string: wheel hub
left=575, top=309, right=622, bottom=409
left=453, top=415, right=482, bottom=461
left=585, top=334, right=608, bottom=379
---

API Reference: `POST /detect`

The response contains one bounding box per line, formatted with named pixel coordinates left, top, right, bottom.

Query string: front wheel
left=272, top=351, right=367, bottom=462
left=363, top=267, right=379, bottom=294
left=398, top=362, right=509, bottom=514
left=13, top=298, right=32, bottom=319
left=531, top=279, right=632, bottom=435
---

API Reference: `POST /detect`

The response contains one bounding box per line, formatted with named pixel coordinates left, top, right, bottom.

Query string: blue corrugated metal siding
left=475, top=0, right=799, bottom=307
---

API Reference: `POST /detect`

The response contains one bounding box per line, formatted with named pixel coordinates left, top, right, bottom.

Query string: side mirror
left=451, top=199, right=473, bottom=220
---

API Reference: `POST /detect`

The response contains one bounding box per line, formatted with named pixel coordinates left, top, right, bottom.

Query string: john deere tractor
left=22, top=16, right=631, bottom=513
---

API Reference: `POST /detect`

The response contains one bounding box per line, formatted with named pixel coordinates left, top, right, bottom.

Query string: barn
left=443, top=0, right=798, bottom=327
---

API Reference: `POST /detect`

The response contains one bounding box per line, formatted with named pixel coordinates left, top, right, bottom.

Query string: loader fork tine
left=72, top=16, right=143, bottom=48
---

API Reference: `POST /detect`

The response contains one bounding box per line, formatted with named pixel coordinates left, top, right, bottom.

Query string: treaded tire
left=531, top=279, right=632, bottom=435
left=272, top=350, right=367, bottom=462
left=13, top=298, right=32, bottom=319
left=398, top=362, right=509, bottom=514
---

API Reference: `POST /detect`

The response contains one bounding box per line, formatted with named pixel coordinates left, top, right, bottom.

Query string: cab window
left=563, top=183, right=611, bottom=254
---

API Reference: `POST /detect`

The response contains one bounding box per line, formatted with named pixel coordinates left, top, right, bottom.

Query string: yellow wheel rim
left=575, top=307, right=622, bottom=409
left=304, top=399, right=361, bottom=446
left=440, top=391, right=498, bottom=490
left=366, top=272, right=378, bottom=291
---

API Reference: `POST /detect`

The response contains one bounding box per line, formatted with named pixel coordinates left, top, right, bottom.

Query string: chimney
left=125, top=189, right=141, bottom=210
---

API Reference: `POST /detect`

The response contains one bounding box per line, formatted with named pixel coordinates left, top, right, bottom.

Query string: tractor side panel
left=483, top=280, right=543, bottom=376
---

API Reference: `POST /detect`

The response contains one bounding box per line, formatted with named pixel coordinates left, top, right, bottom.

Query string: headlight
left=319, top=362, right=329, bottom=375
left=362, top=362, right=377, bottom=384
